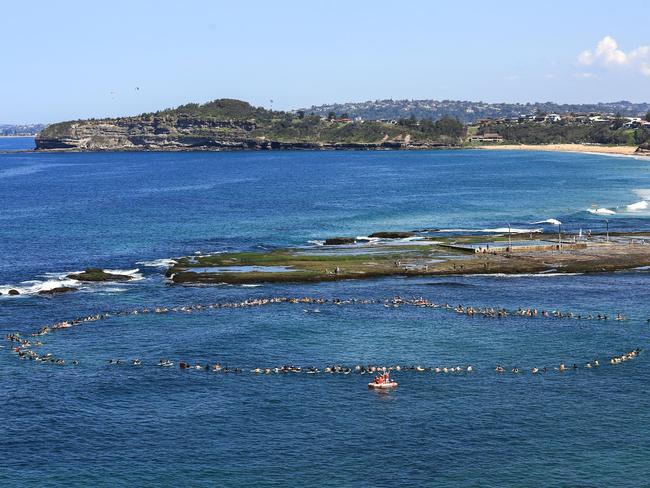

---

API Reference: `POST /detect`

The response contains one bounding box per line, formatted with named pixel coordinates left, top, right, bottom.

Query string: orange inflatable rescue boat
left=368, top=372, right=398, bottom=389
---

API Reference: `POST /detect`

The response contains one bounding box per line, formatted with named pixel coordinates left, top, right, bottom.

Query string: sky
left=2, top=0, right=650, bottom=123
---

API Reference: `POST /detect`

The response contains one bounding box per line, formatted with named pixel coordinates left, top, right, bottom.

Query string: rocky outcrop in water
left=324, top=237, right=357, bottom=245
left=67, top=268, right=133, bottom=282
left=368, top=231, right=416, bottom=239
left=38, top=286, right=78, bottom=295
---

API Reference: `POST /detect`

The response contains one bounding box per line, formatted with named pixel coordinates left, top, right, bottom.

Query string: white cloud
left=577, top=50, right=595, bottom=66
left=573, top=72, right=596, bottom=79
left=642, top=63, right=650, bottom=77
left=578, top=36, right=650, bottom=77
left=504, top=75, right=520, bottom=81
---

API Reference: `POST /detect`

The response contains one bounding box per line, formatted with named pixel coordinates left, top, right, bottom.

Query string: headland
left=34, top=99, right=464, bottom=152
left=34, top=98, right=650, bottom=155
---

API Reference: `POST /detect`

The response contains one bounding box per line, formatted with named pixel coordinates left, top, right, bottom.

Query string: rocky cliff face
left=35, top=116, right=450, bottom=151
left=36, top=116, right=264, bottom=151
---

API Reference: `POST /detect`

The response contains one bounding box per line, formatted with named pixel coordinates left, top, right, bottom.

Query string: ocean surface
left=1, top=142, right=650, bottom=487
left=0, top=136, right=35, bottom=151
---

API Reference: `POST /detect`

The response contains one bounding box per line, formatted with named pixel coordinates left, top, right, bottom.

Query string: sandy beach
left=476, top=143, right=644, bottom=156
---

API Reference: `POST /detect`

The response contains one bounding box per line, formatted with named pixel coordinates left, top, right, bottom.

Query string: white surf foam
left=97, top=287, right=128, bottom=294
left=531, top=219, right=562, bottom=226
left=398, top=236, right=426, bottom=242
left=435, top=228, right=476, bottom=233
left=102, top=268, right=144, bottom=281
left=0, top=277, right=81, bottom=297
left=587, top=207, right=616, bottom=215
left=479, top=227, right=543, bottom=234
left=0, top=266, right=147, bottom=298
left=625, top=200, right=649, bottom=212
left=136, top=258, right=178, bottom=268
left=307, top=240, right=325, bottom=246
left=463, top=272, right=583, bottom=278
left=429, top=227, right=542, bottom=234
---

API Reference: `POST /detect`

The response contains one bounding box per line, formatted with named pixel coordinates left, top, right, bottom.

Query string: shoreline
left=29, top=142, right=650, bottom=157
left=475, top=143, right=645, bottom=157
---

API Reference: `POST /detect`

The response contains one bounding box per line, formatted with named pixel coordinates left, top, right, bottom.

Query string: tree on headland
left=398, top=115, right=418, bottom=128
left=633, top=129, right=650, bottom=145
left=646, top=112, right=650, bottom=122
left=327, top=111, right=336, bottom=121
left=611, top=113, right=625, bottom=130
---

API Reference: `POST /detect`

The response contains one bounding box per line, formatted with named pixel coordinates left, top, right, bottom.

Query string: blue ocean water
left=1, top=148, right=650, bottom=487
left=0, top=136, right=35, bottom=151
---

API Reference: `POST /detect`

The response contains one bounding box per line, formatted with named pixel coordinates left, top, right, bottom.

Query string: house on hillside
left=468, top=133, right=504, bottom=143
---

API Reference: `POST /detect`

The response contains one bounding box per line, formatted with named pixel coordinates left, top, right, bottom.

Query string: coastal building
left=468, top=133, right=504, bottom=143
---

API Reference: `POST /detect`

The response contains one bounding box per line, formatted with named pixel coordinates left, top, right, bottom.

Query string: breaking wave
left=433, top=228, right=542, bottom=234
left=586, top=197, right=650, bottom=216
left=479, top=227, right=542, bottom=234
left=0, top=268, right=143, bottom=298
left=0, top=277, right=80, bottom=296
left=103, top=269, right=144, bottom=281
left=136, top=258, right=178, bottom=268
left=587, top=207, right=616, bottom=216
left=625, top=200, right=649, bottom=212
left=462, top=272, right=583, bottom=278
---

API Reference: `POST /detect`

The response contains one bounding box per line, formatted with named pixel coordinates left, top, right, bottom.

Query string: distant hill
left=0, top=124, right=45, bottom=136
left=299, top=100, right=650, bottom=123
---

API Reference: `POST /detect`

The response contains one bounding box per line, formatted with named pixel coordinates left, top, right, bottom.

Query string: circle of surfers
left=368, top=371, right=398, bottom=389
